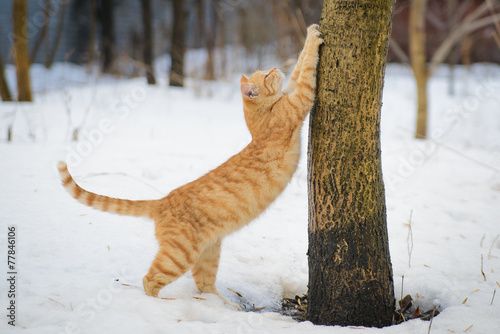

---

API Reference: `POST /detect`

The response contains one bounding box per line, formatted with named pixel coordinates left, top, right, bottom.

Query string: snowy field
left=1, top=59, right=499, bottom=334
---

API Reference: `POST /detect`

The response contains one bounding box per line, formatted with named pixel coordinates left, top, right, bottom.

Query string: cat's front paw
left=306, top=24, right=323, bottom=47
left=307, top=24, right=320, bottom=35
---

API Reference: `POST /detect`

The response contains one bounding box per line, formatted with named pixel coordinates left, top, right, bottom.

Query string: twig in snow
left=488, top=235, right=499, bottom=259
left=227, top=287, right=243, bottom=297
left=401, top=275, right=405, bottom=302
left=193, top=296, right=206, bottom=300
left=427, top=306, right=436, bottom=334
left=406, top=210, right=414, bottom=268
left=48, top=298, right=66, bottom=308
left=491, top=289, right=497, bottom=305
left=481, top=254, right=486, bottom=281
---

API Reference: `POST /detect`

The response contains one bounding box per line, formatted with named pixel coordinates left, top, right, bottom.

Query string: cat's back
left=164, top=136, right=300, bottom=232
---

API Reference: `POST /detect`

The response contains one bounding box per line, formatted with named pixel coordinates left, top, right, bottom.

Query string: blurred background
left=1, top=0, right=499, bottom=93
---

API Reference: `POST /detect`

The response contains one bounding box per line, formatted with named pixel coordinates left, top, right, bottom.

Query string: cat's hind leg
left=192, top=239, right=241, bottom=310
left=143, top=224, right=200, bottom=297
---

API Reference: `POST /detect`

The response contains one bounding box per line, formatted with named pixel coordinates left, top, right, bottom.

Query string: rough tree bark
left=169, top=0, right=186, bottom=87
left=307, top=0, right=396, bottom=327
left=13, top=0, right=33, bottom=101
left=141, top=0, right=156, bottom=84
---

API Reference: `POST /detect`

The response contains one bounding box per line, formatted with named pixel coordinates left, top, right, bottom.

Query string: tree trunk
left=307, top=0, right=396, bottom=327
left=30, top=0, right=50, bottom=63
left=0, top=42, right=13, bottom=101
left=141, top=0, right=156, bottom=84
left=87, top=0, right=97, bottom=69
left=169, top=0, right=186, bottom=87
left=13, top=0, right=33, bottom=102
left=45, top=0, right=68, bottom=69
left=100, top=0, right=115, bottom=73
left=414, top=70, right=428, bottom=139
left=409, top=0, right=428, bottom=139
left=204, top=0, right=216, bottom=81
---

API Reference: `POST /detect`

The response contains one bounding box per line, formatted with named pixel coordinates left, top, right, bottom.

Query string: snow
left=1, top=60, right=499, bottom=334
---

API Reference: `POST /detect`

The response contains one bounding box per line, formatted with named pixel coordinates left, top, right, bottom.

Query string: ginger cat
left=57, top=24, right=323, bottom=309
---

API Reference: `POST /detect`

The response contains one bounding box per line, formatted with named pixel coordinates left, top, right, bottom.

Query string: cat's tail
left=57, top=161, right=159, bottom=219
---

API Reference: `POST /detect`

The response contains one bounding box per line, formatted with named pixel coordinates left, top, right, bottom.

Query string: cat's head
left=240, top=68, right=285, bottom=104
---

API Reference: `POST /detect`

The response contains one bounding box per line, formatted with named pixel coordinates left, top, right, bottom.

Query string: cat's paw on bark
left=307, top=24, right=324, bottom=46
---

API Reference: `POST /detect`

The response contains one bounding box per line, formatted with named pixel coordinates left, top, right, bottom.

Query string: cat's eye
left=264, top=72, right=270, bottom=79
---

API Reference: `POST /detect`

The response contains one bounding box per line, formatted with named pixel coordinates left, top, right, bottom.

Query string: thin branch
left=389, top=37, right=409, bottom=63
left=487, top=0, right=500, bottom=49
left=456, top=0, right=476, bottom=22
left=429, top=13, right=500, bottom=75
left=30, top=0, right=50, bottom=63
left=462, top=1, right=494, bottom=26
left=427, top=11, right=447, bottom=30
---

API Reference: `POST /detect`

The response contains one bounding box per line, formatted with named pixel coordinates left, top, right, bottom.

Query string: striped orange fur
left=57, top=24, right=323, bottom=309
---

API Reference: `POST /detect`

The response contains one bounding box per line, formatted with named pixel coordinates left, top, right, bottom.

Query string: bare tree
left=87, top=0, right=97, bottom=69
left=409, top=0, right=428, bottom=139
left=13, top=0, right=33, bottom=101
left=307, top=0, right=396, bottom=327
left=100, top=0, right=115, bottom=73
left=45, top=0, right=68, bottom=69
left=0, top=42, right=13, bottom=101
left=204, top=0, right=216, bottom=81
left=30, top=0, right=51, bottom=63
left=169, top=0, right=186, bottom=87
left=141, top=0, right=156, bottom=84
left=410, top=0, right=500, bottom=138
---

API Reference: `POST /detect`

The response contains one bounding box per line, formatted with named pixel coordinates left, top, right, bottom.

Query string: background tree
left=141, top=0, right=156, bottom=84
left=44, top=0, right=68, bottom=69
left=409, top=0, right=500, bottom=138
left=12, top=0, right=33, bottom=101
left=201, top=0, right=216, bottom=81
left=100, top=0, right=115, bottom=73
left=0, top=39, right=13, bottom=101
left=169, top=0, right=186, bottom=87
left=307, top=0, right=396, bottom=327
left=87, top=0, right=97, bottom=69
left=30, top=0, right=50, bottom=63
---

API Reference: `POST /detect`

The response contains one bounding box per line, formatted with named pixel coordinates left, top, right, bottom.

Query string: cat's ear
left=240, top=75, right=258, bottom=99
left=241, top=83, right=258, bottom=99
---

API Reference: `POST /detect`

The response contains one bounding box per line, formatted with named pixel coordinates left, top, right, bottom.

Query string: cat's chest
left=261, top=130, right=302, bottom=181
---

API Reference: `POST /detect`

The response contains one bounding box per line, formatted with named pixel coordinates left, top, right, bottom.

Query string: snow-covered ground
left=1, top=60, right=499, bottom=334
